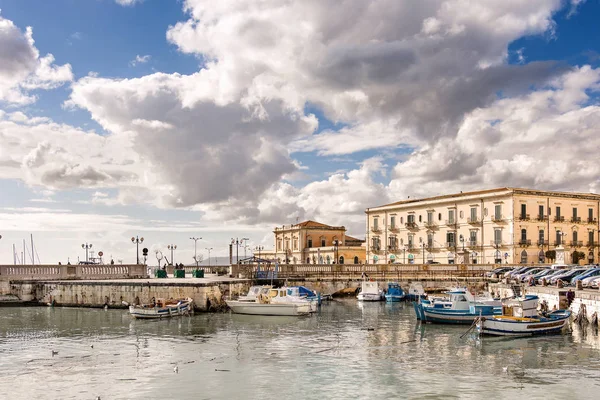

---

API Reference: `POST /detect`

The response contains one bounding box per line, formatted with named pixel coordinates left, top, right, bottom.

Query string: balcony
left=536, top=215, right=548, bottom=222
left=405, top=222, right=418, bottom=230
left=587, top=218, right=597, bottom=224
left=490, top=240, right=503, bottom=247
left=571, top=217, right=582, bottom=223
left=587, top=241, right=598, bottom=247
left=467, top=217, right=480, bottom=225
left=554, top=216, right=565, bottom=222
left=389, top=225, right=399, bottom=232
left=406, top=244, right=415, bottom=251
left=424, top=221, right=438, bottom=229
left=518, top=214, right=530, bottom=221
left=426, top=244, right=436, bottom=251
left=467, top=241, right=478, bottom=247
left=491, top=215, right=505, bottom=223
left=445, top=220, right=458, bottom=229
left=537, top=240, right=549, bottom=246
left=553, top=241, right=563, bottom=246
left=387, top=245, right=398, bottom=252
left=371, top=226, right=381, bottom=233
left=570, top=241, right=583, bottom=247
left=371, top=246, right=382, bottom=253
left=446, top=242, right=456, bottom=249
left=518, top=239, right=532, bottom=247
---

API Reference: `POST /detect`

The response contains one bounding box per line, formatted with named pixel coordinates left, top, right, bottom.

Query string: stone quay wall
left=0, top=264, right=148, bottom=280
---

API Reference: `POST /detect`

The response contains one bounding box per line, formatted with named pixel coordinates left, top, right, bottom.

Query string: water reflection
left=1, top=303, right=600, bottom=399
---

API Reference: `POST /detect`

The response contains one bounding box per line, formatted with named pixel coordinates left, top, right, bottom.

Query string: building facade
left=365, top=188, right=600, bottom=265
left=261, top=220, right=365, bottom=264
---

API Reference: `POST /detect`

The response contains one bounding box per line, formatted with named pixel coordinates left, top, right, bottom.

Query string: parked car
left=517, top=268, right=548, bottom=282
left=571, top=268, right=600, bottom=286
left=550, top=268, right=588, bottom=285
left=581, top=274, right=600, bottom=288
left=536, top=269, right=567, bottom=284
left=486, top=267, right=513, bottom=278
left=504, top=266, right=531, bottom=279
left=522, top=268, right=553, bottom=283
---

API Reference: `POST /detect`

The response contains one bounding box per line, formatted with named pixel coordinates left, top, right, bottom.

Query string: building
left=261, top=220, right=365, bottom=264
left=365, top=188, right=600, bottom=265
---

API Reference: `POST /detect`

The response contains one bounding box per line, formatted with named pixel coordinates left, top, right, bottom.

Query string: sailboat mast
left=31, top=234, right=35, bottom=265
left=13, top=244, right=16, bottom=265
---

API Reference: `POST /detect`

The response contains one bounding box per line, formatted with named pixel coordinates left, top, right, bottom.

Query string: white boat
left=237, top=285, right=273, bottom=302
left=415, top=288, right=501, bottom=324
left=129, top=297, right=193, bottom=319
left=476, top=295, right=572, bottom=336
left=357, top=280, right=384, bottom=301
left=270, top=287, right=319, bottom=312
left=226, top=288, right=311, bottom=316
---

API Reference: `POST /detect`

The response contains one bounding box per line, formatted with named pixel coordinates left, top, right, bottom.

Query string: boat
left=476, top=295, right=572, bottom=336
left=237, top=285, right=273, bottom=302
left=357, top=280, right=384, bottom=301
left=385, top=283, right=406, bottom=302
left=270, top=287, right=319, bottom=312
left=129, top=297, right=193, bottom=319
left=406, top=282, right=427, bottom=301
left=414, top=288, right=502, bottom=324
left=226, top=288, right=311, bottom=316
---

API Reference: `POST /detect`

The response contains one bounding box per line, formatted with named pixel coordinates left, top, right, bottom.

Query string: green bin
left=193, top=269, right=205, bottom=278
left=174, top=269, right=186, bottom=278
left=155, top=269, right=167, bottom=278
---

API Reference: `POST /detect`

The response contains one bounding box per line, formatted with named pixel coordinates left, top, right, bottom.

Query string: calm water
left=1, top=301, right=600, bottom=400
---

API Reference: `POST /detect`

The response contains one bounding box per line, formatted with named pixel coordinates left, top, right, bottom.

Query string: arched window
left=521, top=229, right=527, bottom=241
left=306, top=257, right=310, bottom=263
left=438, top=213, right=442, bottom=221
left=339, top=256, right=344, bottom=264
left=538, top=250, right=545, bottom=263
left=520, top=250, right=528, bottom=264
left=418, top=215, right=422, bottom=222
left=354, top=256, right=359, bottom=264
left=588, top=251, right=594, bottom=264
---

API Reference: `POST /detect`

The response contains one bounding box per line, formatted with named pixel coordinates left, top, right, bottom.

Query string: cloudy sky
left=1, top=0, right=599, bottom=265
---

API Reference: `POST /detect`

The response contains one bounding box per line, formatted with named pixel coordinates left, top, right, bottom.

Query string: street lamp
left=167, top=244, right=177, bottom=266
left=459, top=234, right=465, bottom=263
left=131, top=236, right=144, bottom=264
left=231, top=238, right=249, bottom=264
left=81, top=242, right=92, bottom=263
left=190, top=237, right=202, bottom=266
left=155, top=250, right=163, bottom=268
left=254, top=245, right=264, bottom=260
left=205, top=247, right=213, bottom=267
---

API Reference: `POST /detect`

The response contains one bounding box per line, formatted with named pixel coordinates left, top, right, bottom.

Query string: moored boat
left=385, top=283, right=406, bottom=302
left=406, top=282, right=427, bottom=301
left=414, top=288, right=501, bottom=324
left=357, top=280, right=384, bottom=301
left=129, top=297, right=193, bottom=319
left=476, top=295, right=571, bottom=336
left=226, top=288, right=312, bottom=316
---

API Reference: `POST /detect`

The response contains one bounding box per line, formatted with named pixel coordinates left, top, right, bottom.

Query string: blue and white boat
left=129, top=297, right=193, bottom=319
left=413, top=288, right=501, bottom=324
left=476, top=295, right=572, bottom=336
left=385, top=283, right=406, bottom=302
left=406, top=282, right=427, bottom=301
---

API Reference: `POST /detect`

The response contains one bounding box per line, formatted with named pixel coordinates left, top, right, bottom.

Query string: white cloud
left=0, top=13, right=73, bottom=104
left=115, top=0, right=142, bottom=6
left=129, top=54, right=151, bottom=66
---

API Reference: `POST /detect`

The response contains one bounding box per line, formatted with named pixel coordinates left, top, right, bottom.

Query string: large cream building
left=365, top=188, right=600, bottom=265
left=261, top=220, right=365, bottom=264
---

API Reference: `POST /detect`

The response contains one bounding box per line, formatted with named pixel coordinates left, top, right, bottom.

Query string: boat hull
left=477, top=310, right=571, bottom=336
left=385, top=295, right=406, bottom=302
left=422, top=307, right=500, bottom=324
left=226, top=300, right=311, bottom=316
left=129, top=300, right=192, bottom=319
left=357, top=292, right=383, bottom=301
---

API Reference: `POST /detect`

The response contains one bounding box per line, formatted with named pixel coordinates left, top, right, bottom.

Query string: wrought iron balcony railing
left=518, top=214, right=530, bottom=221
left=570, top=241, right=583, bottom=247
left=587, top=218, right=597, bottom=224
left=537, top=240, right=549, bottom=246
left=571, top=217, right=582, bottom=223
left=554, top=216, right=565, bottom=222
left=405, top=222, right=418, bottom=230
left=467, top=217, right=480, bottom=224
left=518, top=239, right=532, bottom=246
left=491, top=215, right=504, bottom=222
left=536, top=215, right=548, bottom=222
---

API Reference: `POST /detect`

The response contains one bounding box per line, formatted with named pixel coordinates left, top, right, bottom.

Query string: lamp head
left=131, top=237, right=135, bottom=242
left=140, top=237, right=144, bottom=242
left=81, top=244, right=84, bottom=248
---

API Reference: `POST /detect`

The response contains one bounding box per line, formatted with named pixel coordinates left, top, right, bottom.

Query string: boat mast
left=31, top=234, right=35, bottom=266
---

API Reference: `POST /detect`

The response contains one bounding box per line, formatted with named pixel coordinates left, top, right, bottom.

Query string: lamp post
left=422, top=242, right=426, bottom=264
left=81, top=242, right=92, bottom=263
left=155, top=250, right=163, bottom=268
left=459, top=234, right=465, bottom=263
left=205, top=247, right=213, bottom=267
left=131, top=236, right=144, bottom=264
left=167, top=244, right=177, bottom=266
left=190, top=237, right=202, bottom=267
left=231, top=238, right=249, bottom=264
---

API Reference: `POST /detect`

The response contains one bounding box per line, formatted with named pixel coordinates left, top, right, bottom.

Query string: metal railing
left=571, top=217, right=582, bottom=223
left=554, top=216, right=565, bottom=222
left=0, top=264, right=148, bottom=280
left=518, top=214, right=530, bottom=221
left=467, top=217, right=480, bottom=224
left=518, top=239, right=532, bottom=246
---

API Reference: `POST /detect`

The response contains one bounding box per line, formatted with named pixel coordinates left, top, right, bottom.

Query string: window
left=494, top=229, right=502, bottom=244
left=494, top=204, right=502, bottom=220
left=407, top=214, right=415, bottom=223
left=408, top=234, right=414, bottom=248
left=589, top=208, right=594, bottom=222
left=520, top=204, right=527, bottom=219
left=401, top=216, right=404, bottom=224
left=446, top=232, right=456, bottom=247
left=277, top=239, right=282, bottom=251
left=589, top=231, right=595, bottom=246
left=538, top=229, right=544, bottom=244
left=438, top=213, right=442, bottom=221
left=539, top=205, right=544, bottom=219
left=573, top=208, right=578, bottom=219
left=390, top=216, right=396, bottom=230
left=353, top=256, right=359, bottom=264
left=419, top=215, right=422, bottom=222
left=470, top=207, right=477, bottom=222
left=339, top=256, right=344, bottom=264
left=448, top=210, right=455, bottom=224
left=293, top=238, right=298, bottom=250
left=427, top=211, right=433, bottom=224
left=371, top=237, right=381, bottom=250
left=556, top=230, right=562, bottom=245
left=285, top=239, right=289, bottom=250
left=389, top=236, right=397, bottom=249
left=520, top=250, right=528, bottom=264
left=306, top=257, right=310, bottom=263
left=373, top=218, right=379, bottom=230
left=520, top=229, right=527, bottom=242
left=556, top=206, right=561, bottom=217
left=427, top=233, right=433, bottom=247
left=321, top=238, right=326, bottom=247
left=459, top=210, right=463, bottom=219
left=573, top=231, right=578, bottom=244
left=307, top=238, right=313, bottom=248
left=469, top=231, right=477, bottom=244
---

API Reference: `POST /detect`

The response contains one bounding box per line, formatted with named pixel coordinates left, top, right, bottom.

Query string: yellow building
left=365, top=188, right=600, bottom=265
left=261, top=220, right=365, bottom=264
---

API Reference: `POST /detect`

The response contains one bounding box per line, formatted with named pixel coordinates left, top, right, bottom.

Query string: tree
left=545, top=250, right=556, bottom=262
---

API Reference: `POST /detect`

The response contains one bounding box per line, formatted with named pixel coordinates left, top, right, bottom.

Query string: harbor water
left=1, top=301, right=600, bottom=399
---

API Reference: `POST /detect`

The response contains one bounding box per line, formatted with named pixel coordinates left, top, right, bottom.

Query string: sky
left=1, top=0, right=600, bottom=265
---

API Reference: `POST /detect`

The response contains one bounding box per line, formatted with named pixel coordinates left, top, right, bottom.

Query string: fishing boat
left=385, top=283, right=406, bottom=302
left=476, top=295, right=572, bottom=336
left=226, top=288, right=311, bottom=316
left=414, top=288, right=501, bottom=324
left=269, top=287, right=319, bottom=312
left=237, top=285, right=273, bottom=302
left=129, top=297, right=193, bottom=319
left=357, top=280, right=384, bottom=301
left=406, top=282, right=427, bottom=301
